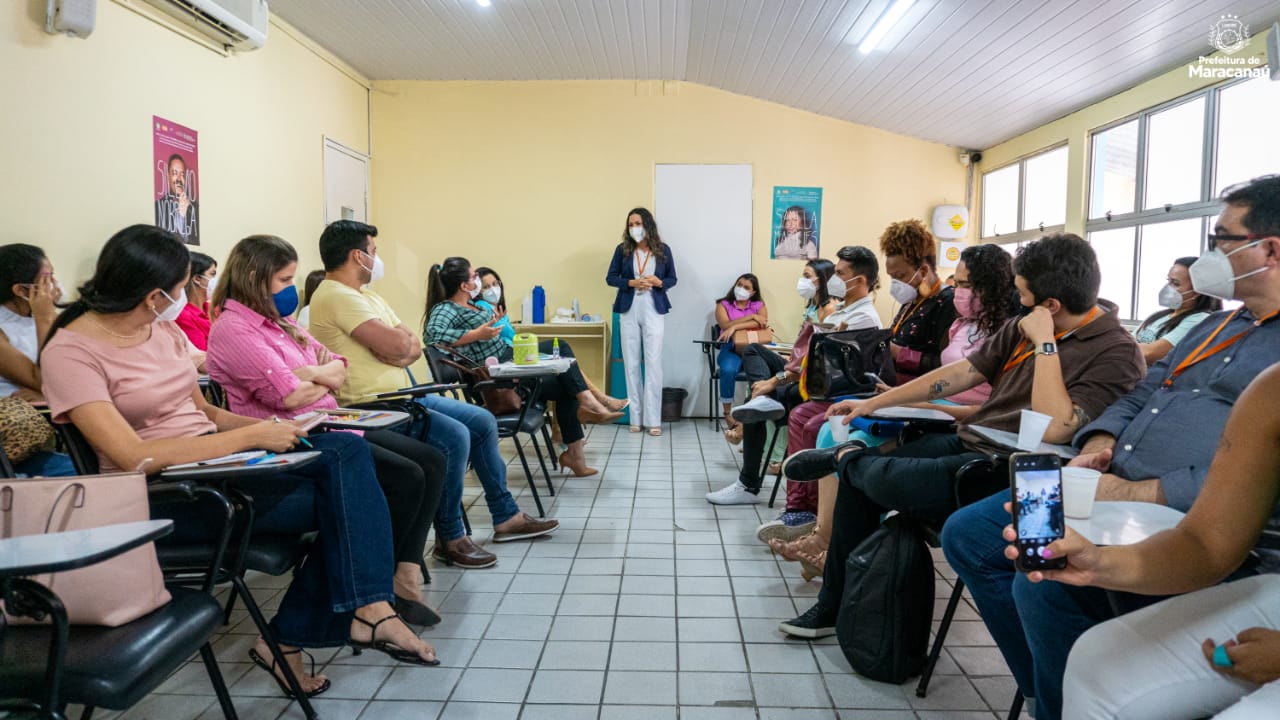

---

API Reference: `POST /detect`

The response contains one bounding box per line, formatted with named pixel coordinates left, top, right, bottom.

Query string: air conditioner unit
left=138, top=0, right=268, bottom=51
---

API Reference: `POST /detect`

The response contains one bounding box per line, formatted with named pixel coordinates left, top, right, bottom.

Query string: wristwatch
left=1035, top=342, right=1058, bottom=356
left=774, top=371, right=788, bottom=381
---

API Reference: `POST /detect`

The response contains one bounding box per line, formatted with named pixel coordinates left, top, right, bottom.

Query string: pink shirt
left=41, top=322, right=217, bottom=472
left=205, top=299, right=343, bottom=420
left=940, top=318, right=993, bottom=406
left=720, top=299, right=764, bottom=322
left=175, top=302, right=212, bottom=350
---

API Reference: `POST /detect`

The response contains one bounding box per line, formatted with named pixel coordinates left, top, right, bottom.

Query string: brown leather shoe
left=432, top=536, right=497, bottom=569
left=492, top=513, right=560, bottom=543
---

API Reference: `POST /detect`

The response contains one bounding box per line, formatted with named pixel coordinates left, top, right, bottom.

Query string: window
left=1216, top=77, right=1280, bottom=194
left=1143, top=97, right=1205, bottom=210
left=1086, top=218, right=1204, bottom=321
left=1088, top=227, right=1136, bottom=317
left=1090, top=121, right=1138, bottom=218
left=981, top=144, right=1068, bottom=242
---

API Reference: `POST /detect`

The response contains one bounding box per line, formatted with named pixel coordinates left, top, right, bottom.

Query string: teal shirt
left=476, top=300, right=516, bottom=345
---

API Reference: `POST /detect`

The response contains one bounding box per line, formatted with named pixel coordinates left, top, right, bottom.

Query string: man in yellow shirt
left=309, top=220, right=557, bottom=569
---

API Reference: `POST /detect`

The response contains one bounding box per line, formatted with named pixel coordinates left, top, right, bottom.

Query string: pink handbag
left=1, top=472, right=171, bottom=627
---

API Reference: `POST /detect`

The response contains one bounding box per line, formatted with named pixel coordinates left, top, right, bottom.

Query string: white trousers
left=620, top=292, right=665, bottom=428
left=1064, top=573, right=1280, bottom=720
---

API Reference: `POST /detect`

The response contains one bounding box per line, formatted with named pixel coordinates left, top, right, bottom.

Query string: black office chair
left=54, top=424, right=323, bottom=720
left=0, top=456, right=239, bottom=719
left=701, top=325, right=749, bottom=430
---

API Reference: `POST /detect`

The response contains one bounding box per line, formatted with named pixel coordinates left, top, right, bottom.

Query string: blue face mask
left=273, top=285, right=299, bottom=317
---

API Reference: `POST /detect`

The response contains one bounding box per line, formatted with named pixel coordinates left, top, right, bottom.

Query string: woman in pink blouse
left=174, top=251, right=216, bottom=350
left=205, top=235, right=446, bottom=628
left=714, top=273, right=768, bottom=443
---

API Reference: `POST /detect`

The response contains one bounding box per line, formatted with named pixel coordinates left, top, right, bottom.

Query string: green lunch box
left=512, top=333, right=539, bottom=365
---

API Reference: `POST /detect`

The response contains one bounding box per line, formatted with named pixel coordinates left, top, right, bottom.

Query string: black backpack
left=803, top=328, right=896, bottom=401
left=836, top=514, right=935, bottom=684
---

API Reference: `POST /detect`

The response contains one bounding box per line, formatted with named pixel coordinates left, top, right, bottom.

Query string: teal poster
left=770, top=186, right=821, bottom=260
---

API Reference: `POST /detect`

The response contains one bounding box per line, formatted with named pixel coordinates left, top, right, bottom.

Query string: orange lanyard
left=1001, top=306, right=1102, bottom=375
left=1162, top=308, right=1279, bottom=387
left=892, top=279, right=942, bottom=335
left=636, top=250, right=652, bottom=277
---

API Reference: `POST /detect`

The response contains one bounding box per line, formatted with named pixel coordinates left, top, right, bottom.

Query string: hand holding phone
left=1010, top=452, right=1067, bottom=572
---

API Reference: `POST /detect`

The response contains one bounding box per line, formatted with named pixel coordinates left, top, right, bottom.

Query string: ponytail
left=421, top=257, right=471, bottom=331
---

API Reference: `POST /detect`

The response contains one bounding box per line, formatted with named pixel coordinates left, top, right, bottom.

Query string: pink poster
left=153, top=115, right=200, bottom=245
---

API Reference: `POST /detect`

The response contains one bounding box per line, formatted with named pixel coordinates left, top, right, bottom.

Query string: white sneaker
left=705, top=481, right=764, bottom=505
left=731, top=396, right=785, bottom=424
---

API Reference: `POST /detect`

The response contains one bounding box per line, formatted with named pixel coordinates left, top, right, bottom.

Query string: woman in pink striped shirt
left=206, top=235, right=446, bottom=628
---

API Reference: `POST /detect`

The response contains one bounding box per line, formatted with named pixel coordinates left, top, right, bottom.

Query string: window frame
left=979, top=142, right=1069, bottom=246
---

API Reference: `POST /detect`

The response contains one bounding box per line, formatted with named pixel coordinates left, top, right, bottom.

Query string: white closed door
left=323, top=138, right=368, bottom=224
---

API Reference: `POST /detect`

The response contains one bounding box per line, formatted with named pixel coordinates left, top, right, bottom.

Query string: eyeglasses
left=1207, top=233, right=1264, bottom=251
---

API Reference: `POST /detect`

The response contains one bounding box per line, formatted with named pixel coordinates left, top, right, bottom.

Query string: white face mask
left=1189, top=240, right=1268, bottom=300
left=889, top=278, right=919, bottom=305
left=202, top=275, right=217, bottom=298
left=1157, top=284, right=1190, bottom=310
left=733, top=286, right=751, bottom=302
left=358, top=251, right=385, bottom=284
left=153, top=288, right=186, bottom=323
left=482, top=286, right=502, bottom=306
left=628, top=226, right=646, bottom=243
left=826, top=274, right=848, bottom=299
left=796, top=276, right=817, bottom=300
left=468, top=278, right=482, bottom=299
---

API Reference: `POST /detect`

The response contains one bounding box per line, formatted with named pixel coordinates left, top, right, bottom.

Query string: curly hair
left=878, top=219, right=937, bottom=268
left=960, top=244, right=1016, bottom=337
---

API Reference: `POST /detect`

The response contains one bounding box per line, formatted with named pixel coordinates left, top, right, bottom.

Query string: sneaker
left=779, top=602, right=838, bottom=639
left=731, top=396, right=785, bottom=424
left=755, top=510, right=817, bottom=544
left=780, top=439, right=867, bottom=482
left=705, top=481, right=763, bottom=505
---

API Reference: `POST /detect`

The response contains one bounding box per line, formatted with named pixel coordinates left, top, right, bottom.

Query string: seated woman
left=295, top=268, right=327, bottom=329
left=1025, top=362, right=1280, bottom=720
left=206, top=234, right=445, bottom=626
left=771, top=243, right=1017, bottom=580
left=475, top=266, right=627, bottom=423
left=1133, top=256, right=1220, bottom=366
left=880, top=219, right=957, bottom=384
left=715, top=273, right=768, bottom=444
left=40, top=225, right=437, bottom=699
left=0, top=243, right=75, bottom=477
left=423, top=257, right=619, bottom=477
left=706, top=259, right=838, bottom=510
left=174, top=251, right=217, bottom=350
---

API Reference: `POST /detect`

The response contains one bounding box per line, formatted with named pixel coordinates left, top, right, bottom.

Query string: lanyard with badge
left=1001, top=306, right=1102, bottom=375
left=892, top=279, right=942, bottom=335
left=1162, top=308, right=1280, bottom=387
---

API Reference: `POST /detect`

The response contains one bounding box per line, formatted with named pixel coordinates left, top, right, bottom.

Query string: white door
left=323, top=138, right=368, bottom=224
left=654, top=163, right=753, bottom=418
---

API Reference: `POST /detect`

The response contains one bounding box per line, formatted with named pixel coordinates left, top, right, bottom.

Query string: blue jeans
left=415, top=394, right=520, bottom=541
left=15, top=451, right=77, bottom=478
left=717, top=347, right=743, bottom=401
left=219, top=432, right=394, bottom=648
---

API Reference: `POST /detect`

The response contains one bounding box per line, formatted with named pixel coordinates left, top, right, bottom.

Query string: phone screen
left=1010, top=452, right=1067, bottom=572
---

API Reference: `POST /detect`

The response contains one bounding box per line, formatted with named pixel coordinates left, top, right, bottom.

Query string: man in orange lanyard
left=944, top=174, right=1280, bottom=720
left=775, top=233, right=1144, bottom=641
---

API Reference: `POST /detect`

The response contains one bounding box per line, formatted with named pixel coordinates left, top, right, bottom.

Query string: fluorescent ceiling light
left=477, top=0, right=491, bottom=7
left=858, top=0, right=915, bottom=54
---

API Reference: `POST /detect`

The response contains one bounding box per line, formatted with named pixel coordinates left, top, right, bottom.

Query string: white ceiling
left=269, top=0, right=1279, bottom=149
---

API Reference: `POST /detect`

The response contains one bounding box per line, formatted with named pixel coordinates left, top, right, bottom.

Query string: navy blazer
left=606, top=243, right=678, bottom=315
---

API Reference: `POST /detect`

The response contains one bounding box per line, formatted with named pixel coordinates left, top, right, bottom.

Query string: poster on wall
left=938, top=241, right=966, bottom=271
left=770, top=186, right=821, bottom=260
left=153, top=116, right=200, bottom=245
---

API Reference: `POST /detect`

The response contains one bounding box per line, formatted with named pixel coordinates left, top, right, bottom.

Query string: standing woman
left=606, top=207, right=678, bottom=436
left=714, top=273, right=768, bottom=443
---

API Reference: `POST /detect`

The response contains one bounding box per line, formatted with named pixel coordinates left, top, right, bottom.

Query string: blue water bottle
left=532, top=285, right=546, bottom=324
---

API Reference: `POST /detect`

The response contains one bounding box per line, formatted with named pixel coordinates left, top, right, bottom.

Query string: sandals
left=647, top=427, right=662, bottom=437
left=248, top=646, right=331, bottom=699
left=349, top=613, right=440, bottom=666
left=769, top=530, right=828, bottom=562
left=799, top=550, right=828, bottom=582
left=629, top=426, right=642, bottom=433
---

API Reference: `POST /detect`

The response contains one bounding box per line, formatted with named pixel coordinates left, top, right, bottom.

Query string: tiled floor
left=88, top=420, right=1026, bottom=720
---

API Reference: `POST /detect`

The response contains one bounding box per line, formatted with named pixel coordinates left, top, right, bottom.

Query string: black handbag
left=802, top=328, right=896, bottom=401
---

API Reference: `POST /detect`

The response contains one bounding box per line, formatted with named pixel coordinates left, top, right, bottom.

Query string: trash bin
left=661, top=387, right=688, bottom=422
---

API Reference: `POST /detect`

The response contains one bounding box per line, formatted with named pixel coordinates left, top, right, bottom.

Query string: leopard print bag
left=0, top=395, right=54, bottom=464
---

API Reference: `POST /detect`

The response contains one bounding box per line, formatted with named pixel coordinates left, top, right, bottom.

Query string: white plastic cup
left=1062, top=467, right=1101, bottom=519
left=828, top=416, right=851, bottom=443
left=1016, top=409, right=1053, bottom=451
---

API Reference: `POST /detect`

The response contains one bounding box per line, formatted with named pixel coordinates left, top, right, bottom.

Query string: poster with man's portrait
left=770, top=186, right=822, bottom=260
left=153, top=116, right=200, bottom=245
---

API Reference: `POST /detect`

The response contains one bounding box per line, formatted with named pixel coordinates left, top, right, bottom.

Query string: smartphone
left=1009, top=452, right=1067, bottom=572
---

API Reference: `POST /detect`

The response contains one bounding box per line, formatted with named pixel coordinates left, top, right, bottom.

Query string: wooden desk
left=512, top=322, right=610, bottom=392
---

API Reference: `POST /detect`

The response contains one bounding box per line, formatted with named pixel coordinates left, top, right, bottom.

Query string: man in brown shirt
left=775, top=233, right=1145, bottom=638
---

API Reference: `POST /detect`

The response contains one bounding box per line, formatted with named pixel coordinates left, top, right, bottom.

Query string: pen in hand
left=272, top=416, right=313, bottom=448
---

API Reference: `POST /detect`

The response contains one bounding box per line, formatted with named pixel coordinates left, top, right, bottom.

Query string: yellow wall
left=369, top=80, right=967, bottom=342
left=0, top=0, right=370, bottom=286
left=976, top=29, right=1273, bottom=237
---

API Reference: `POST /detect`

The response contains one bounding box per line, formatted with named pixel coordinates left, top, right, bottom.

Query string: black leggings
left=737, top=344, right=804, bottom=490
left=364, top=429, right=445, bottom=566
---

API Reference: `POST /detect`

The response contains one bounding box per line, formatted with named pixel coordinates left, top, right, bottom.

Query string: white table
left=0, top=520, right=173, bottom=577
left=489, top=357, right=576, bottom=378
left=869, top=406, right=955, bottom=423
left=967, top=424, right=1079, bottom=460
left=1068, top=501, right=1185, bottom=546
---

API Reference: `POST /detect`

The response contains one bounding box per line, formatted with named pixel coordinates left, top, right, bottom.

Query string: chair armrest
left=146, top=480, right=198, bottom=504
left=373, top=382, right=465, bottom=399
